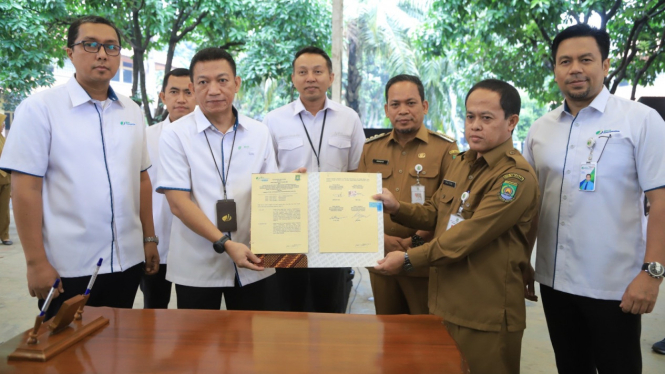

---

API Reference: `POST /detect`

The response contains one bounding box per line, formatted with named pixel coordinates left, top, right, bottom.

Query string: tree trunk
left=345, top=19, right=362, bottom=115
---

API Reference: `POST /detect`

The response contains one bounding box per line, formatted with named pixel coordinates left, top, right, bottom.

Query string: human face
left=384, top=81, right=428, bottom=134
left=586, top=174, right=591, bottom=181
left=554, top=36, right=610, bottom=106
left=191, top=59, right=241, bottom=118
left=465, top=89, right=518, bottom=158
left=292, top=53, right=334, bottom=104
left=159, top=75, right=195, bottom=122
left=66, top=23, right=120, bottom=88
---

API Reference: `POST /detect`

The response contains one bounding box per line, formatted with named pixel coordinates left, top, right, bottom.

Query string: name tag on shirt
left=373, top=159, right=389, bottom=165
left=579, top=163, right=597, bottom=192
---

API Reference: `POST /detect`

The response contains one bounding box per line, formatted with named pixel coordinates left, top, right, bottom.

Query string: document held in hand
left=250, top=172, right=384, bottom=268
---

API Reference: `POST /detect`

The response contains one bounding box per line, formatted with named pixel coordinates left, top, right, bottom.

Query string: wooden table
left=1, top=307, right=468, bottom=373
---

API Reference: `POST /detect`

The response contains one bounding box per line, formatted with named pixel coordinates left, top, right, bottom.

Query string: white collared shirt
left=146, top=117, right=173, bottom=264
left=523, top=87, right=665, bottom=300
left=0, top=76, right=151, bottom=277
left=263, top=97, right=365, bottom=172
left=157, top=107, right=277, bottom=287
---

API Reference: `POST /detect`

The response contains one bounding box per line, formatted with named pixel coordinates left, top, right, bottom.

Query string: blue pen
left=39, top=279, right=61, bottom=317
left=84, top=258, right=103, bottom=296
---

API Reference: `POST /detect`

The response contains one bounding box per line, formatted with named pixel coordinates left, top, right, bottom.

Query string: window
left=122, top=61, right=132, bottom=84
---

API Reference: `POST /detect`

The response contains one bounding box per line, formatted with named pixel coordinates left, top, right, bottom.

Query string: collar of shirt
left=195, top=106, right=241, bottom=134
left=292, top=96, right=338, bottom=117
left=66, top=75, right=122, bottom=108
left=560, top=86, right=610, bottom=119
left=387, top=124, right=430, bottom=145
left=462, top=138, right=514, bottom=168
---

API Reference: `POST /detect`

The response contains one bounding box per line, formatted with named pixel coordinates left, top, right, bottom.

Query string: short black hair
left=465, top=79, right=521, bottom=118
left=189, top=47, right=237, bottom=81
left=292, top=46, right=333, bottom=73
left=68, top=16, right=122, bottom=48
left=161, top=68, right=190, bottom=92
left=552, top=24, right=610, bottom=62
left=385, top=74, right=425, bottom=102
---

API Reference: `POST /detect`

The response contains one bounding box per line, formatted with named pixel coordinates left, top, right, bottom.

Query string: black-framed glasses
left=71, top=41, right=121, bottom=56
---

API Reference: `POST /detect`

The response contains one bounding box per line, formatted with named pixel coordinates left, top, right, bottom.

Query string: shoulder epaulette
left=365, top=132, right=390, bottom=143
left=506, top=149, right=532, bottom=171
left=429, top=131, right=456, bottom=143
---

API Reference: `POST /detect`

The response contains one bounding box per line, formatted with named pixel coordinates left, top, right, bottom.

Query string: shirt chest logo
left=120, top=121, right=136, bottom=126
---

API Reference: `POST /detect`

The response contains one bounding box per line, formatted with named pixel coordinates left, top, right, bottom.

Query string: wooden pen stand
left=8, top=294, right=109, bottom=362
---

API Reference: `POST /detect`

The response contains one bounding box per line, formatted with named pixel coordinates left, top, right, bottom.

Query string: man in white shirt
left=263, top=46, right=365, bottom=313
left=0, top=16, right=159, bottom=320
left=157, top=47, right=276, bottom=310
left=523, top=24, right=665, bottom=374
left=140, top=68, right=195, bottom=309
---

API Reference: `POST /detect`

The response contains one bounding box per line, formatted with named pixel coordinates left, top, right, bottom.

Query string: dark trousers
left=175, top=276, right=273, bottom=311
left=540, top=284, right=642, bottom=374
left=275, top=268, right=350, bottom=313
left=140, top=264, right=172, bottom=309
left=38, top=262, right=143, bottom=320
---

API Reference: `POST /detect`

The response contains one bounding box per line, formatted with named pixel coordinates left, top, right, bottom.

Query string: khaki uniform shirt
left=357, top=125, right=458, bottom=277
left=394, top=139, right=539, bottom=332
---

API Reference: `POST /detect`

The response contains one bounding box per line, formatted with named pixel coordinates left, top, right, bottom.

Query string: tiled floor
left=1, top=212, right=664, bottom=372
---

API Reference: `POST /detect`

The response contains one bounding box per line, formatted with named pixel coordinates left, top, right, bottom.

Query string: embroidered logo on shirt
left=120, top=121, right=136, bottom=126
left=499, top=181, right=518, bottom=202
left=595, top=129, right=620, bottom=135
left=502, top=173, right=525, bottom=182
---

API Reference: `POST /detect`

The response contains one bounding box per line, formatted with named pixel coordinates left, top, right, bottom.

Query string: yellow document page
left=251, top=173, right=308, bottom=254
left=318, top=172, right=379, bottom=253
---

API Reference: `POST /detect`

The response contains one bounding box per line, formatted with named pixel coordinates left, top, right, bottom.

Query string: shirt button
left=399, top=170, right=403, bottom=174
left=560, top=221, right=565, bottom=226
left=575, top=123, right=580, bottom=127
left=569, top=145, right=575, bottom=149
left=468, top=175, right=474, bottom=180
left=559, top=245, right=564, bottom=249
left=396, top=188, right=400, bottom=192
left=566, top=170, right=571, bottom=174
left=509, top=151, right=515, bottom=155
left=402, top=151, right=407, bottom=155
left=422, top=171, right=427, bottom=175
left=563, top=195, right=567, bottom=200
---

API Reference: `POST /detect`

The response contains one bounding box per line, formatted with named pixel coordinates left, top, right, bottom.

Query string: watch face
left=649, top=262, right=664, bottom=276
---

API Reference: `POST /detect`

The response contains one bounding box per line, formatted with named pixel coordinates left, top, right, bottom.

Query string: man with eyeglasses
left=0, top=15, right=159, bottom=319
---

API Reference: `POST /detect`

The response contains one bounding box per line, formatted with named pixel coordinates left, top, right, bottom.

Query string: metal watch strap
left=143, top=236, right=159, bottom=245
left=403, top=252, right=414, bottom=272
left=411, top=234, right=425, bottom=247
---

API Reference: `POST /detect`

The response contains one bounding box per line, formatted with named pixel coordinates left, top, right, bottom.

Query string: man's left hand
left=374, top=251, right=406, bottom=276
left=620, top=272, right=661, bottom=314
left=144, top=242, right=160, bottom=275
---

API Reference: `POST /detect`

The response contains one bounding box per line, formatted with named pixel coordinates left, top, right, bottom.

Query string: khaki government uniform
left=393, top=139, right=539, bottom=374
left=357, top=125, right=458, bottom=314
left=0, top=128, right=10, bottom=240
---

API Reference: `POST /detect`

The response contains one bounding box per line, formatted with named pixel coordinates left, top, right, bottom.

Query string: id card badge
left=216, top=199, right=238, bottom=232
left=446, top=214, right=464, bottom=230
left=411, top=184, right=425, bottom=204
left=579, top=162, right=597, bottom=192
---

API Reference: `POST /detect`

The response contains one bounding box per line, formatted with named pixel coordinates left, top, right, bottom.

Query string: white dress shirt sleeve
left=156, top=126, right=192, bottom=192
left=635, top=110, right=665, bottom=192
left=140, top=117, right=152, bottom=172
left=0, top=97, right=50, bottom=177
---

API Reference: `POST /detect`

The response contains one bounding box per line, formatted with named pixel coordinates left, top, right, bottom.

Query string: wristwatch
left=213, top=235, right=230, bottom=254
left=403, top=252, right=414, bottom=272
left=642, top=262, right=665, bottom=279
left=411, top=234, right=425, bottom=247
left=143, top=236, right=159, bottom=245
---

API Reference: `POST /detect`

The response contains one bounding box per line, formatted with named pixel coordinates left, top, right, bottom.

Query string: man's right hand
left=26, top=260, right=63, bottom=299
left=384, top=234, right=408, bottom=256
left=224, top=241, right=265, bottom=271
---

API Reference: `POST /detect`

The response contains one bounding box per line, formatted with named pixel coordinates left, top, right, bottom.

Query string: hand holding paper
left=372, top=188, right=400, bottom=214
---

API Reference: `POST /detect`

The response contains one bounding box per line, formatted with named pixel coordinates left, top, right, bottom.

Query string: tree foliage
left=419, top=0, right=665, bottom=107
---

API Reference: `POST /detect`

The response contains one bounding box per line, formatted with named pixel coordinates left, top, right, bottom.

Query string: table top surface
left=1, top=307, right=467, bottom=374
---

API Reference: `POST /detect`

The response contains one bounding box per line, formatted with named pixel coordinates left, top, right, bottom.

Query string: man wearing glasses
left=0, top=16, right=159, bottom=319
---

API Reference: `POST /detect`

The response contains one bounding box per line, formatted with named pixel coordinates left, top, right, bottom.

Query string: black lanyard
left=298, top=109, right=328, bottom=169
left=204, top=121, right=238, bottom=200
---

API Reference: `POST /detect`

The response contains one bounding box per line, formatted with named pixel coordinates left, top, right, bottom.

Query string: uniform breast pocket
left=459, top=196, right=479, bottom=220
left=437, top=186, right=456, bottom=212
left=324, top=136, right=351, bottom=171
left=408, top=165, right=440, bottom=200
left=598, top=136, right=635, bottom=179
left=368, top=164, right=393, bottom=180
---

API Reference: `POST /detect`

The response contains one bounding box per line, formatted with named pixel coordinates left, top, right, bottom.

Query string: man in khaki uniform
left=375, top=79, right=539, bottom=374
left=0, top=114, right=11, bottom=245
left=357, top=74, right=457, bottom=314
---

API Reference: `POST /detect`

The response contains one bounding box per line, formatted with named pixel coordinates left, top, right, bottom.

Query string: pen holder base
left=8, top=296, right=109, bottom=361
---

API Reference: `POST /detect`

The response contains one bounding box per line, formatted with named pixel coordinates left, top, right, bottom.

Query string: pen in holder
left=27, top=278, right=60, bottom=345
left=75, top=258, right=102, bottom=320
